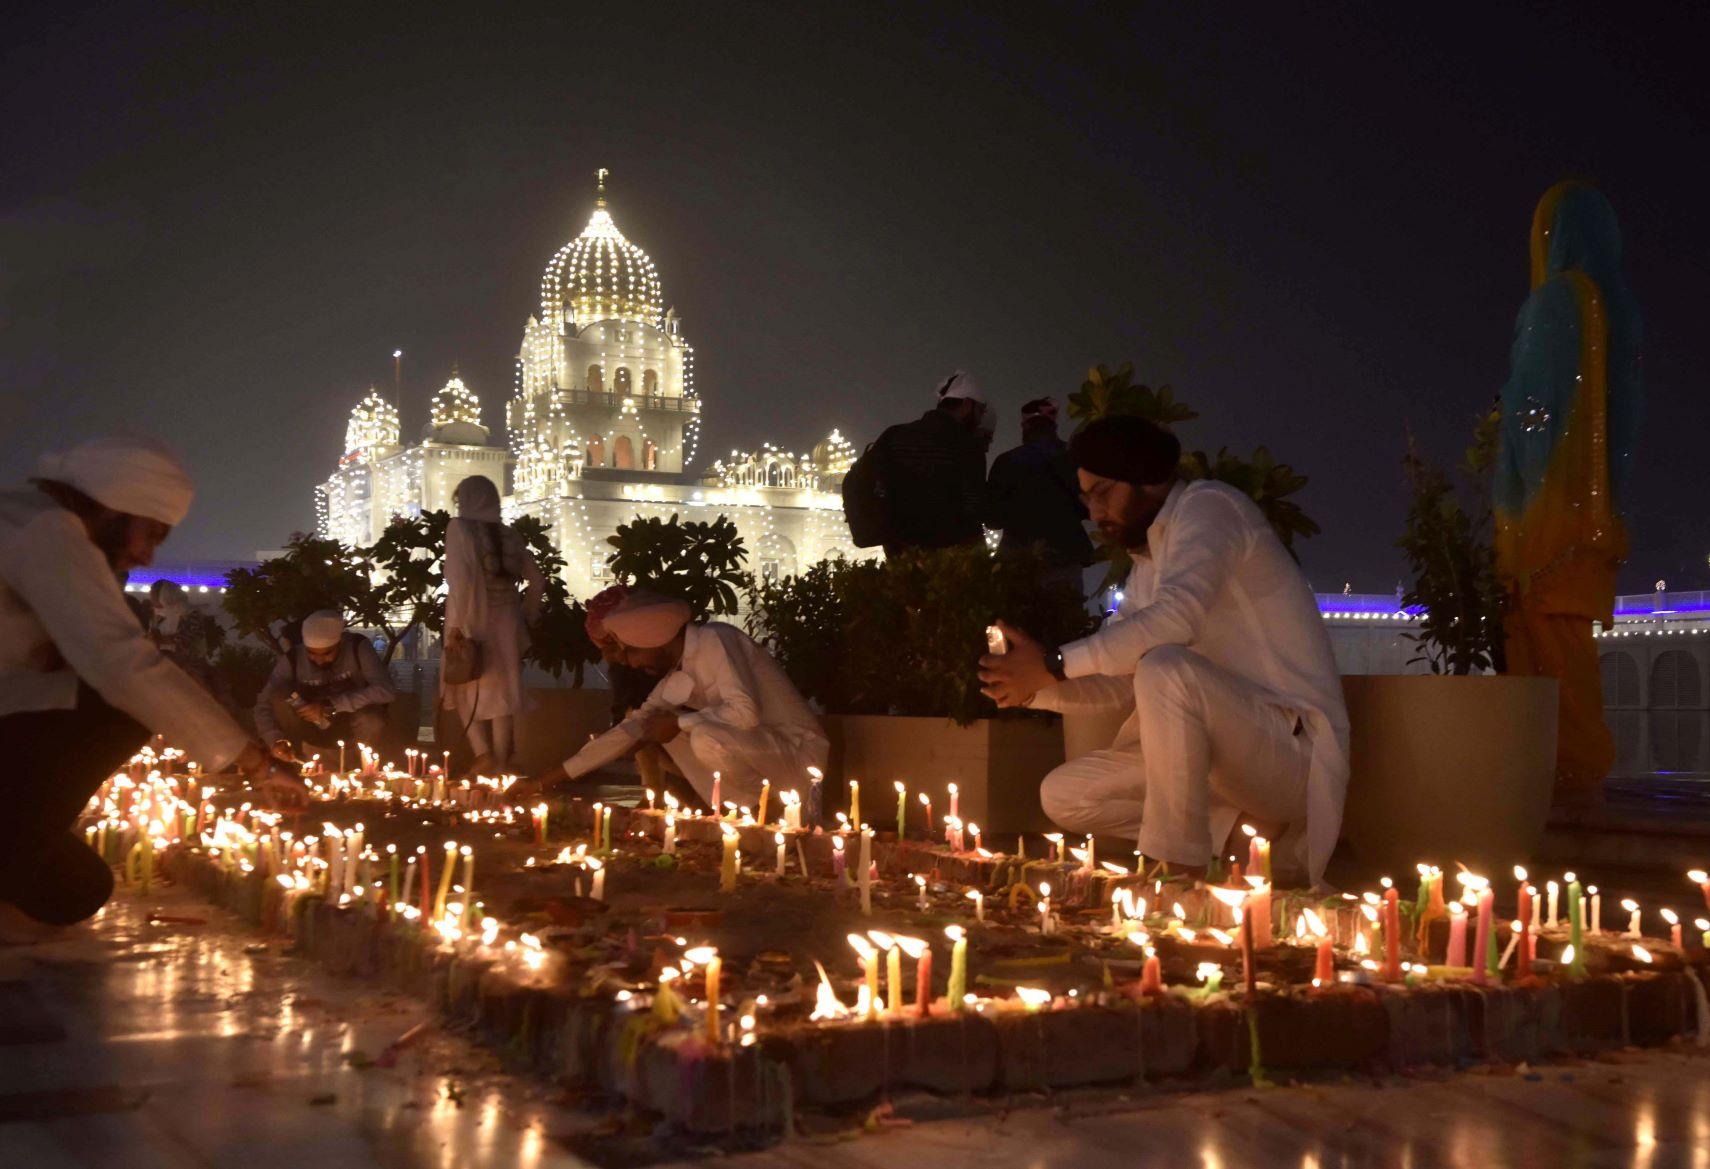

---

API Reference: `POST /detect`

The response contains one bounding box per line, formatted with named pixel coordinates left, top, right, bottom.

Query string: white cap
left=36, top=436, right=195, bottom=526
left=301, top=610, right=346, bottom=649
left=935, top=370, right=985, bottom=404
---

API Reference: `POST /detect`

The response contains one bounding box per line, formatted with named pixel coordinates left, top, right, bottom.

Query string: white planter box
left=822, top=714, right=1065, bottom=836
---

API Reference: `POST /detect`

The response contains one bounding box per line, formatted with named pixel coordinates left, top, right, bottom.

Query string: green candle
left=946, top=925, right=967, bottom=1012
left=1566, top=878, right=1586, bottom=978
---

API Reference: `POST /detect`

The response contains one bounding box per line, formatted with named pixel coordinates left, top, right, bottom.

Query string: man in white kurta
left=546, top=594, right=829, bottom=810
left=979, top=414, right=1349, bottom=886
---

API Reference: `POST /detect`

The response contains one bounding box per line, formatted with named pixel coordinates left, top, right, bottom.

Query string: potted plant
left=1338, top=418, right=1559, bottom=873
left=745, top=545, right=1094, bottom=834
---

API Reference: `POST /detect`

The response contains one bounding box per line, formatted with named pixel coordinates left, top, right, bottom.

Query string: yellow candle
left=704, top=955, right=722, bottom=1043
left=946, top=925, right=967, bottom=1011
left=757, top=780, right=771, bottom=827
left=433, top=840, right=457, bottom=920
left=849, top=779, right=860, bottom=829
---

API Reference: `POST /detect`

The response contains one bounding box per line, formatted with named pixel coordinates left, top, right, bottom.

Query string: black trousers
left=0, top=684, right=148, bottom=924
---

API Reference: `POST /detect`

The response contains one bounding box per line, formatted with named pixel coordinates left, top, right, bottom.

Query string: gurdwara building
left=317, top=173, right=866, bottom=598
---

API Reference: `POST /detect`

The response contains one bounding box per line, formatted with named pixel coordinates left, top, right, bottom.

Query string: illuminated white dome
left=539, top=170, right=663, bottom=330
left=344, top=389, right=399, bottom=455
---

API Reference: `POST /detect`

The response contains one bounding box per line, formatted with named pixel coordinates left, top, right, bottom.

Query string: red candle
left=1139, top=954, right=1163, bottom=996
left=1471, top=888, right=1494, bottom=985
left=915, top=949, right=933, bottom=1018
left=1314, top=935, right=1334, bottom=985
left=1384, top=887, right=1402, bottom=981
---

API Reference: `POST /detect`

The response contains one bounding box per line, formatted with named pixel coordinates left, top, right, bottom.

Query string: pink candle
left=1139, top=954, right=1163, bottom=996
left=831, top=838, right=847, bottom=885
left=1446, top=903, right=1468, bottom=967
left=1471, top=889, right=1494, bottom=985
left=1384, top=888, right=1401, bottom=981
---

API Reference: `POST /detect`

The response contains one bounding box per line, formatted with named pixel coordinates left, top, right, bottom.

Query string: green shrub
left=746, top=546, right=1095, bottom=725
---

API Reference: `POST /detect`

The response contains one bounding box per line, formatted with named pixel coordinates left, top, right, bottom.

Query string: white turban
left=36, top=436, right=195, bottom=526
left=935, top=370, right=985, bottom=404
left=604, top=593, right=691, bottom=649
left=301, top=610, right=347, bottom=649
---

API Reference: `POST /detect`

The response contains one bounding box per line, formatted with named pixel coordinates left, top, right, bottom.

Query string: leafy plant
left=746, top=545, right=1095, bottom=725
left=222, top=533, right=385, bottom=649
left=1065, top=362, right=1320, bottom=587
left=1396, top=416, right=1507, bottom=675
left=515, top=514, right=598, bottom=682
left=606, top=513, right=748, bottom=619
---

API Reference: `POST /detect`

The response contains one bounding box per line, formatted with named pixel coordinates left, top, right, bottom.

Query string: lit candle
left=848, top=934, right=880, bottom=1021
left=947, top=782, right=958, bottom=826
left=859, top=827, right=873, bottom=915
left=1239, top=903, right=1256, bottom=995
left=775, top=832, right=787, bottom=876
left=832, top=835, right=847, bottom=886
left=966, top=888, right=984, bottom=922
left=1590, top=886, right=1601, bottom=933
left=1698, top=917, right=1710, bottom=948
left=720, top=825, right=740, bottom=892
left=945, top=925, right=967, bottom=1011
left=338, top=740, right=347, bottom=774
left=894, top=781, right=907, bottom=839
left=1244, top=824, right=1260, bottom=875
left=588, top=858, right=605, bottom=901
left=402, top=850, right=418, bottom=912
left=1691, top=870, right=1710, bottom=913
left=711, top=771, right=722, bottom=815
left=646, top=788, right=656, bottom=811
left=1546, top=880, right=1559, bottom=928
left=919, top=792, right=933, bottom=834
left=1623, top=898, right=1641, bottom=939
left=1043, top=832, right=1062, bottom=863
left=663, top=814, right=676, bottom=854
left=1499, top=920, right=1522, bottom=970
left=969, top=823, right=982, bottom=854
left=1446, top=902, right=1466, bottom=970
left=915, top=874, right=928, bottom=911
left=1247, top=878, right=1274, bottom=950
left=758, top=780, right=771, bottom=827
left=884, top=934, right=903, bottom=1015
left=1471, top=887, right=1494, bottom=985
left=387, top=843, right=399, bottom=907
left=900, top=936, right=931, bottom=1018
left=1663, top=908, right=1682, bottom=949
left=1314, top=927, right=1334, bottom=985
left=533, top=802, right=548, bottom=845
left=848, top=779, right=860, bottom=829
left=592, top=801, right=603, bottom=848
left=1384, top=886, right=1401, bottom=981
left=1038, top=882, right=1052, bottom=935
left=704, top=953, right=722, bottom=1042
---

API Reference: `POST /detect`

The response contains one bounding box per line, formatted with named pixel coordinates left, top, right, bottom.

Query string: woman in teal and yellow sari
left=1495, top=181, right=1643, bottom=810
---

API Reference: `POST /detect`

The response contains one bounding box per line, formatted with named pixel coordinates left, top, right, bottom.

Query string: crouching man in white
left=979, top=414, right=1349, bottom=887
left=533, top=592, right=829, bottom=811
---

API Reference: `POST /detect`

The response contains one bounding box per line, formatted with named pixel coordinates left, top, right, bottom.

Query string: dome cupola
left=539, top=169, right=663, bottom=331
left=344, top=389, right=400, bottom=456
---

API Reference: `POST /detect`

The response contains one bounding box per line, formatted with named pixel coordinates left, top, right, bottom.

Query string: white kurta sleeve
left=1060, top=491, right=1252, bottom=680
left=442, top=518, right=484, bottom=639
left=558, top=672, right=677, bottom=778
left=676, top=631, right=762, bottom=732
left=0, top=509, right=250, bottom=768
left=1027, top=673, right=1137, bottom=715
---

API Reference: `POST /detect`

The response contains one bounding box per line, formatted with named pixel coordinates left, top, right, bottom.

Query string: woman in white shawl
left=441, top=476, right=547, bottom=773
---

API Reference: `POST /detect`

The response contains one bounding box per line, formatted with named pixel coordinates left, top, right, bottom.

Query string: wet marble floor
left=2, top=887, right=1708, bottom=1168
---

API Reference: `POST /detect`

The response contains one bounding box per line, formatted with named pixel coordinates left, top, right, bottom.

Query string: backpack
left=841, top=435, right=894, bottom=549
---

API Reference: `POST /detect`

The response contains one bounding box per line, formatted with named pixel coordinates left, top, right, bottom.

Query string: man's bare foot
left=0, top=900, right=62, bottom=945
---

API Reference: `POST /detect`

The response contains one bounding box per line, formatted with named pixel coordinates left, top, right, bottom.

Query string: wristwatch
left=1044, top=645, right=1067, bottom=681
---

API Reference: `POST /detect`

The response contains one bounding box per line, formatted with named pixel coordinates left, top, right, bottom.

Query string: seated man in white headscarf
left=0, top=437, right=293, bottom=939
left=254, top=610, right=397, bottom=763
left=534, top=592, right=829, bottom=811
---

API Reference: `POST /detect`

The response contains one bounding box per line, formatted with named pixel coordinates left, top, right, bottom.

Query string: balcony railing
left=555, top=389, right=700, bottom=413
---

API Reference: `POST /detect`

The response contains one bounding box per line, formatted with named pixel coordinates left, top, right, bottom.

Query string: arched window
left=756, top=532, right=797, bottom=583
left=643, top=439, right=658, bottom=471
left=614, top=367, right=632, bottom=394
left=586, top=364, right=604, bottom=394
left=612, top=435, right=635, bottom=469
left=584, top=434, right=605, bottom=467
left=1600, top=652, right=1641, bottom=708
left=643, top=369, right=659, bottom=395
left=1650, top=650, right=1701, bottom=708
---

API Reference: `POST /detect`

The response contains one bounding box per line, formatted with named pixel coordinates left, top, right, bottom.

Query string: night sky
left=6, top=4, right=1707, bottom=593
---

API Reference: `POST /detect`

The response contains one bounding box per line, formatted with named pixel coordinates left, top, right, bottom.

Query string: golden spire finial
left=596, top=167, right=609, bottom=205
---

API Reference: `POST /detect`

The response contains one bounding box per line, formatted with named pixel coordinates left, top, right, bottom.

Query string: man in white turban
left=530, top=591, right=829, bottom=810
left=253, top=609, right=397, bottom=762
left=0, top=437, right=295, bottom=939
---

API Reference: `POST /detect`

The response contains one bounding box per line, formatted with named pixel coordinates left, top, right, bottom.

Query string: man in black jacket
left=874, top=370, right=990, bottom=558
left=986, top=397, right=1092, bottom=595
